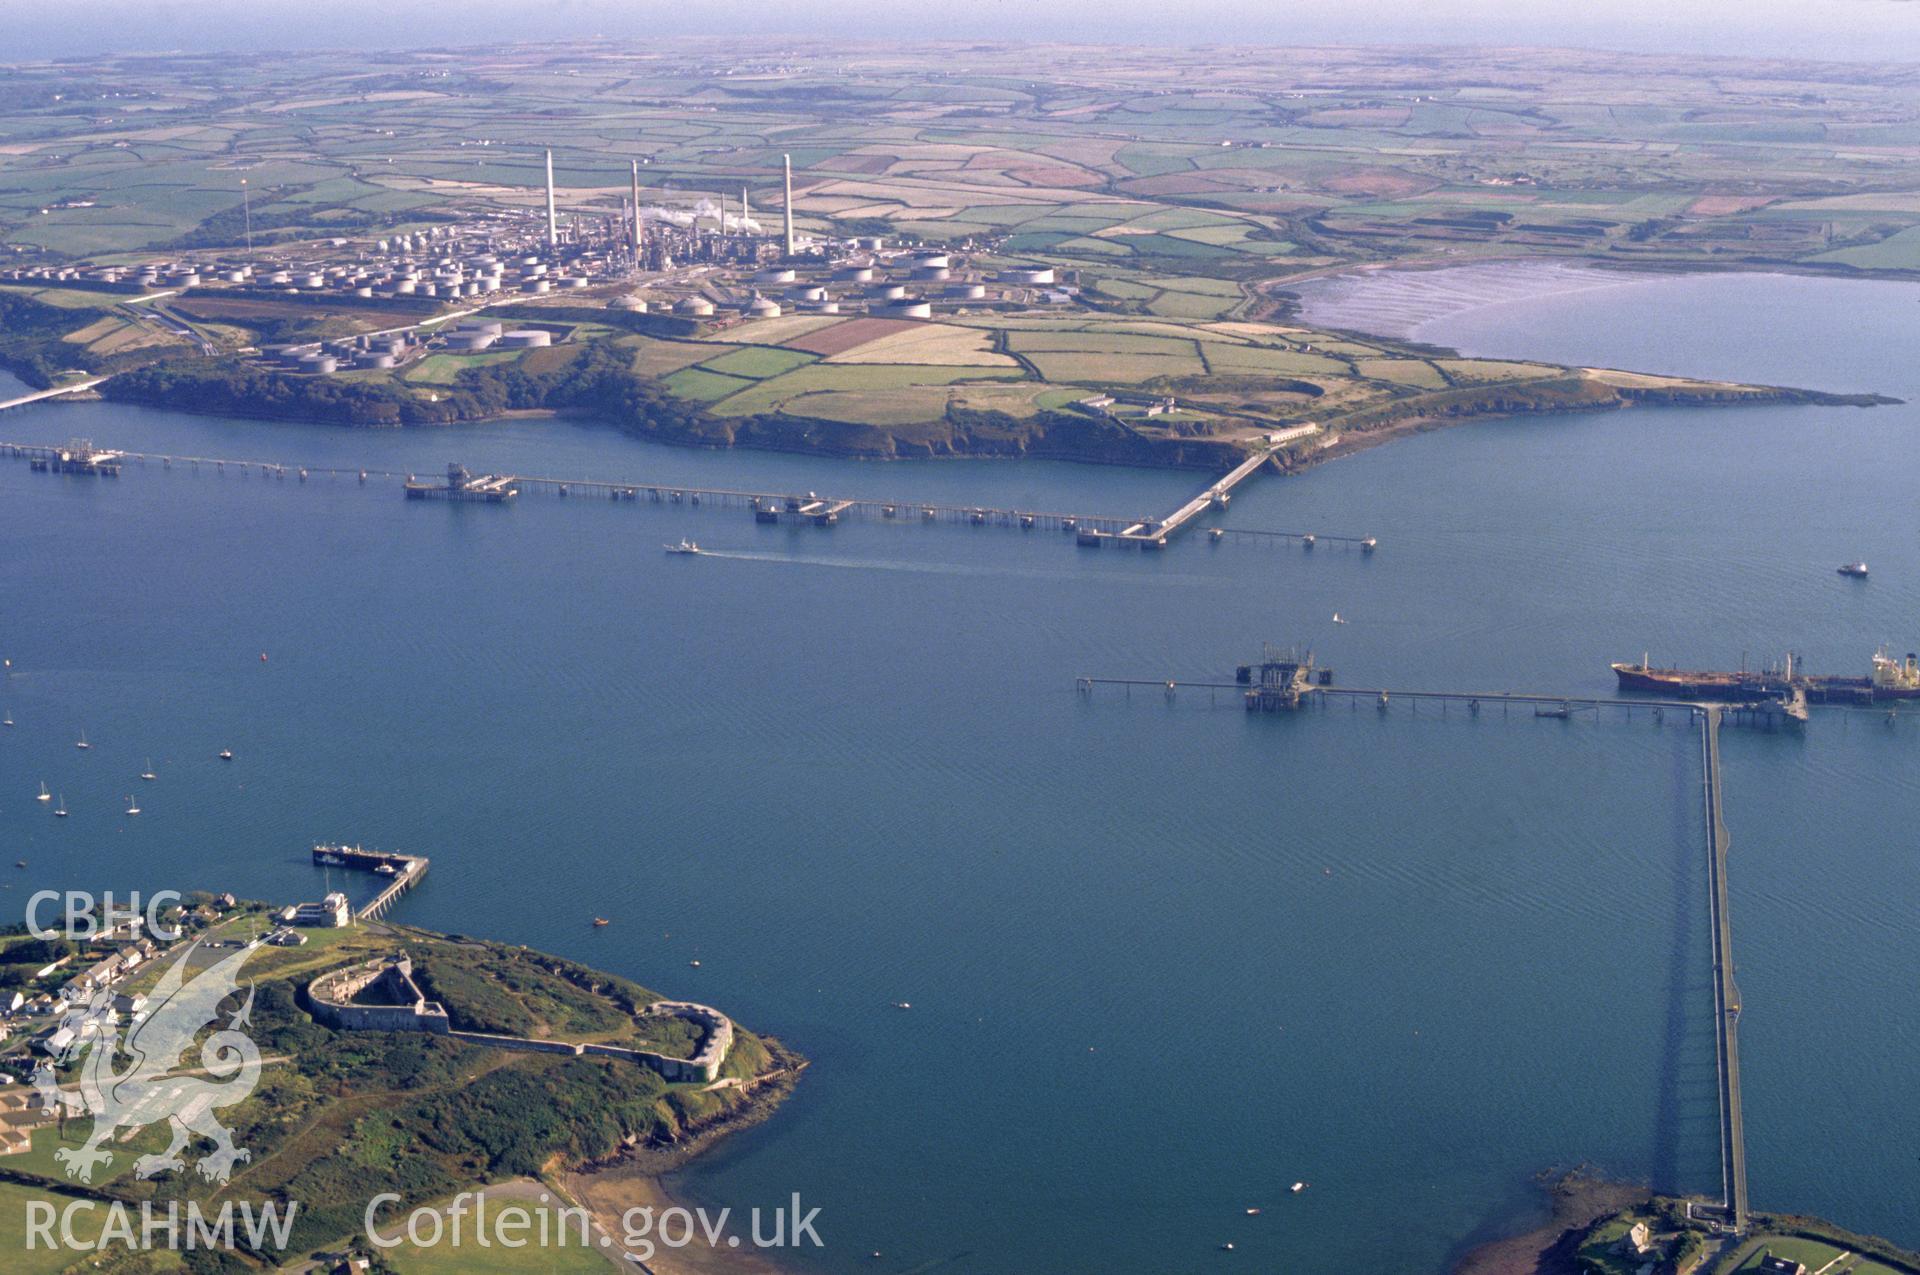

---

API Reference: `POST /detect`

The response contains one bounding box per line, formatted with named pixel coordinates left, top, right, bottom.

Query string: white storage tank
left=746, top=297, right=783, bottom=318
left=868, top=282, right=906, bottom=301
left=870, top=300, right=932, bottom=320
left=297, top=354, right=337, bottom=374
left=998, top=267, right=1056, bottom=285
left=522, top=279, right=551, bottom=294
left=675, top=296, right=715, bottom=316
left=499, top=329, right=553, bottom=348
left=945, top=282, right=987, bottom=300
left=754, top=267, right=797, bottom=285
left=443, top=332, right=498, bottom=351
left=834, top=265, right=874, bottom=282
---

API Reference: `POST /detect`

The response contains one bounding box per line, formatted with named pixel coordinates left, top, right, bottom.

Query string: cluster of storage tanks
left=439, top=320, right=553, bottom=352
left=266, top=331, right=415, bottom=375
left=658, top=248, right=1058, bottom=323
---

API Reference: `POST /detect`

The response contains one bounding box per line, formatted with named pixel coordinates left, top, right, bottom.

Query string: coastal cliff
left=97, top=345, right=1892, bottom=476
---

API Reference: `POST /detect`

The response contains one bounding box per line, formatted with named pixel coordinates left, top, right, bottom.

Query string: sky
left=6, top=0, right=1920, bottom=62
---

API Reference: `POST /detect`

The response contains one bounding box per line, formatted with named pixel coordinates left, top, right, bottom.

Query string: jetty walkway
left=1701, top=708, right=1749, bottom=1231
left=0, top=380, right=104, bottom=412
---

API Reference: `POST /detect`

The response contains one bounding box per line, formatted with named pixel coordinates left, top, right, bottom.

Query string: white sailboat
left=75, top=729, right=90, bottom=750
left=124, top=794, right=141, bottom=816
left=36, top=782, right=50, bottom=803
left=141, top=758, right=157, bottom=781
left=54, top=794, right=67, bottom=818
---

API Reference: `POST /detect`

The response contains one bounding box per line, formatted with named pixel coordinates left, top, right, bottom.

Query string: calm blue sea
left=1, top=270, right=1915, bottom=1271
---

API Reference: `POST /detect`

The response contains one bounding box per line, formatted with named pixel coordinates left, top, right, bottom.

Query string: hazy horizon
left=9, top=0, right=1920, bottom=63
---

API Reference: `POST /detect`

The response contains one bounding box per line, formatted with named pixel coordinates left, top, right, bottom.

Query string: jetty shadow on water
left=1651, top=720, right=1718, bottom=1197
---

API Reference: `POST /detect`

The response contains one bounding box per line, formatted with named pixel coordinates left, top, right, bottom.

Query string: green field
left=0, top=1182, right=121, bottom=1275
left=405, top=351, right=521, bottom=384
left=697, top=345, right=817, bottom=379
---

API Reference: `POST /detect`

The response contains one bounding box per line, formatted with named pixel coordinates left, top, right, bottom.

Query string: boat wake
left=691, top=548, right=1230, bottom=586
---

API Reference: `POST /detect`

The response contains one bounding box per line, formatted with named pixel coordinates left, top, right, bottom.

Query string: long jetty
left=5, top=437, right=1377, bottom=549
left=1078, top=677, right=1802, bottom=729
left=1701, top=707, right=1749, bottom=1231
left=0, top=379, right=104, bottom=413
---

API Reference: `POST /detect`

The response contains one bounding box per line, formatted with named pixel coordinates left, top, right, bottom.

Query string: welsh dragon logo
left=32, top=938, right=263, bottom=1184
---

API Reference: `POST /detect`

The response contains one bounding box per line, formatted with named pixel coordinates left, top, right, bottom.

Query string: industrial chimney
left=544, top=149, right=558, bottom=248
left=630, top=159, right=642, bottom=261
left=782, top=153, right=795, bottom=259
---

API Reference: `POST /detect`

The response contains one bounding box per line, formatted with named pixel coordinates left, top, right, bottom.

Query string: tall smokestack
left=544, top=149, right=558, bottom=248
left=630, top=159, right=642, bottom=262
left=782, top=153, right=794, bottom=259
left=741, top=185, right=750, bottom=232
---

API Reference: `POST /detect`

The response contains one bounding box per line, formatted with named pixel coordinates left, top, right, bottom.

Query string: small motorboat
left=891, top=1001, right=912, bottom=1010
left=1244, top=1207, right=1262, bottom=1216
left=592, top=917, right=610, bottom=927
left=218, top=748, right=234, bottom=761
left=1290, top=1182, right=1307, bottom=1194
left=1838, top=562, right=1869, bottom=578
left=688, top=959, right=701, bottom=968
left=664, top=539, right=702, bottom=555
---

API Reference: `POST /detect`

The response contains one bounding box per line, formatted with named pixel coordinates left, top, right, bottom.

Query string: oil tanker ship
left=1612, top=648, right=1920, bottom=703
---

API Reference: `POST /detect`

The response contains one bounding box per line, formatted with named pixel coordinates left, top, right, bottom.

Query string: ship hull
left=1613, top=663, right=1920, bottom=703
